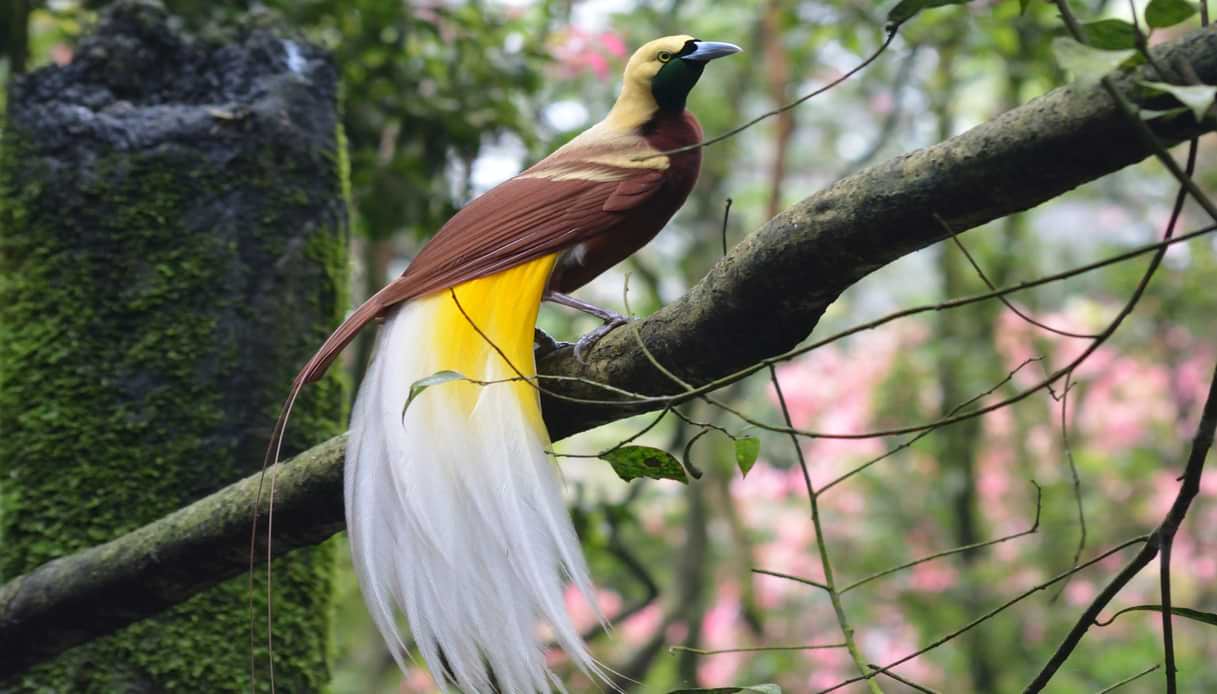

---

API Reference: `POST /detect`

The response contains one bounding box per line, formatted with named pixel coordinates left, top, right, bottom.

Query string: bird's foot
left=544, top=291, right=624, bottom=323
left=574, top=315, right=630, bottom=364
left=542, top=292, right=631, bottom=363
left=534, top=328, right=572, bottom=359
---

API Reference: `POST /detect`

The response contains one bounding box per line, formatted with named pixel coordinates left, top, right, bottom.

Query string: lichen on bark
left=0, top=2, right=349, bottom=691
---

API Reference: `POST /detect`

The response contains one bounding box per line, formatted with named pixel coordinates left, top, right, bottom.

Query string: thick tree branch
left=1, top=24, right=1215, bottom=680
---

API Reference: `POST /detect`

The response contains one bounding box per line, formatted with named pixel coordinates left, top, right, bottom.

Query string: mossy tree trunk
left=0, top=2, right=349, bottom=691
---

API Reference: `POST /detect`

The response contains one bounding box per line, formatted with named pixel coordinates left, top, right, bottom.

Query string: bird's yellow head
left=608, top=35, right=740, bottom=129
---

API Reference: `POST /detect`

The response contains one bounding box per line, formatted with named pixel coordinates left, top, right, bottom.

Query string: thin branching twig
left=769, top=365, right=884, bottom=694
left=817, top=535, right=1151, bottom=693
left=1096, top=664, right=1162, bottom=693
left=868, top=664, right=940, bottom=694
left=840, top=481, right=1041, bottom=594
left=670, top=643, right=847, bottom=656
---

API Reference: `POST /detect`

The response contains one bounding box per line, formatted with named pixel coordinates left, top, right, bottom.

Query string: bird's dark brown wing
left=295, top=165, right=669, bottom=385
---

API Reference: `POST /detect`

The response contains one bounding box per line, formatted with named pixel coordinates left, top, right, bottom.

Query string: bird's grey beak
left=682, top=40, right=742, bottom=63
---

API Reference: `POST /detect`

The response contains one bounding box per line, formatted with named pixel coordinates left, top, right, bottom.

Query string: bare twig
left=868, top=664, right=940, bottom=694
left=840, top=481, right=1042, bottom=594
left=938, top=215, right=1099, bottom=339
left=820, top=357, right=1044, bottom=494
left=1051, top=373, right=1088, bottom=604
left=1024, top=358, right=1217, bottom=692
left=721, top=198, right=733, bottom=256
left=769, top=365, right=884, bottom=694
left=751, top=568, right=830, bottom=593
left=671, top=643, right=846, bottom=656
left=817, top=535, right=1151, bottom=693
left=1096, top=664, right=1162, bottom=693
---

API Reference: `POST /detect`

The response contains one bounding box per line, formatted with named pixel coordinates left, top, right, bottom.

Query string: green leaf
left=1052, top=37, right=1136, bottom=84
left=671, top=681, right=783, bottom=686
left=1078, top=19, right=1138, bottom=50
left=1019, top=0, right=1032, bottom=16
left=1100, top=604, right=1217, bottom=627
left=1138, top=106, right=1191, bottom=121
left=401, top=370, right=466, bottom=418
left=734, top=436, right=760, bottom=478
left=601, top=446, right=688, bottom=484
left=1141, top=80, right=1217, bottom=121
left=1145, top=0, right=1198, bottom=28
left=886, top=0, right=974, bottom=29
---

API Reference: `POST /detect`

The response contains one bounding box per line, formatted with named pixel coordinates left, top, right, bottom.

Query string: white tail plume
left=345, top=275, right=604, bottom=693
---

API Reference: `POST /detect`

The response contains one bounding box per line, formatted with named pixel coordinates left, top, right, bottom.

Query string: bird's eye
left=657, top=51, right=673, bottom=63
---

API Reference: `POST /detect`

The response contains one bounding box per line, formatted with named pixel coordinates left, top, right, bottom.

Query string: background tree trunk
left=0, top=2, right=349, bottom=691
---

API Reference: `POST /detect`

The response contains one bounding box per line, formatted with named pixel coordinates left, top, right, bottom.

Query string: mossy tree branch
left=1, top=23, right=1215, bottom=682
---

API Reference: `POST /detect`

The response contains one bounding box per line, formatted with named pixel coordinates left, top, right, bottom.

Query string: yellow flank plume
left=426, top=254, right=557, bottom=431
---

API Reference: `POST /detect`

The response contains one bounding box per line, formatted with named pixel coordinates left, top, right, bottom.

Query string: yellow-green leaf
left=601, top=446, right=688, bottom=483
left=1141, top=80, right=1217, bottom=121
left=402, top=370, right=466, bottom=418
left=735, top=436, right=760, bottom=478
left=1052, top=37, right=1136, bottom=85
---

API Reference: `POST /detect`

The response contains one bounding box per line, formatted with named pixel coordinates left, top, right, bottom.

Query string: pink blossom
left=401, top=669, right=436, bottom=693
left=550, top=28, right=628, bottom=79
left=666, top=621, right=688, bottom=644
left=1191, top=555, right=1217, bottom=581
left=698, top=652, right=746, bottom=688
left=977, top=448, right=1013, bottom=503
left=1201, top=470, right=1217, bottom=497
left=732, top=461, right=791, bottom=505
left=621, top=603, right=663, bottom=643
left=564, top=585, right=621, bottom=633
left=599, top=32, right=628, bottom=58
left=1064, top=579, right=1097, bottom=606
left=869, top=92, right=894, bottom=114
left=1149, top=470, right=1182, bottom=518
left=51, top=44, right=74, bottom=66
left=909, top=560, right=958, bottom=593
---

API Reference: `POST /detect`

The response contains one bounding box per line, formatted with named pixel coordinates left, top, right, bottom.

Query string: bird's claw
left=534, top=328, right=572, bottom=359
left=573, top=315, right=630, bottom=364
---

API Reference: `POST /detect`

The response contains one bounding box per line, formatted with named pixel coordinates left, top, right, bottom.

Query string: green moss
left=0, top=110, right=350, bottom=690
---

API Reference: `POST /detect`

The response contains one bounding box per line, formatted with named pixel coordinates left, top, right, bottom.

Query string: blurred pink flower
left=621, top=603, right=663, bottom=644
left=600, top=32, right=628, bottom=58
left=1064, top=578, right=1097, bottom=606
left=51, top=44, right=74, bottom=66
left=666, top=621, right=688, bottom=644
left=551, top=28, right=629, bottom=79
left=909, top=560, right=958, bottom=593
left=1150, top=470, right=1181, bottom=518
left=401, top=669, right=436, bottom=693
left=732, top=460, right=791, bottom=505
left=869, top=92, right=894, bottom=114
left=697, top=650, right=745, bottom=686
left=564, top=585, right=621, bottom=633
